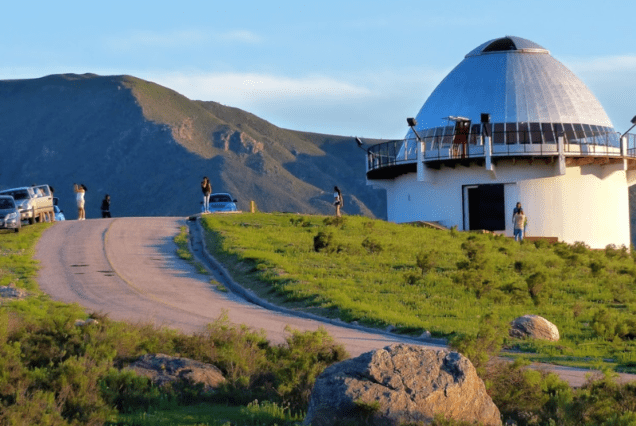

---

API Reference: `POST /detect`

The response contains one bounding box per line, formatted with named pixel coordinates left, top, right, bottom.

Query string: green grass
left=174, top=225, right=209, bottom=276
left=112, top=400, right=303, bottom=426
left=0, top=224, right=51, bottom=292
left=200, top=212, right=636, bottom=371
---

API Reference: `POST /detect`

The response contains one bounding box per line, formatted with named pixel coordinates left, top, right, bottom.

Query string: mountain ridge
left=0, top=73, right=386, bottom=220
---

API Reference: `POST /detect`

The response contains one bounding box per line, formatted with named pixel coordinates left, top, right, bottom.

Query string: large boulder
left=304, top=344, right=502, bottom=426
left=509, top=315, right=560, bottom=341
left=127, top=354, right=225, bottom=391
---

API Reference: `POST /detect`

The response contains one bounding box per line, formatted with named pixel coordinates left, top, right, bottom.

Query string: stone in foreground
left=509, top=315, right=560, bottom=341
left=127, top=353, right=225, bottom=391
left=304, top=344, right=501, bottom=426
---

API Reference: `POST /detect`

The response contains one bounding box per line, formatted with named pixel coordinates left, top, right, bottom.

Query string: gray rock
left=509, top=315, right=560, bottom=341
left=304, top=344, right=502, bottom=426
left=419, top=330, right=432, bottom=339
left=74, top=318, right=99, bottom=327
left=127, top=353, right=225, bottom=391
left=0, top=284, right=28, bottom=300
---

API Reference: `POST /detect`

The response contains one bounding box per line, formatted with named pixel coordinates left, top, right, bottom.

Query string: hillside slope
left=0, top=74, right=386, bottom=219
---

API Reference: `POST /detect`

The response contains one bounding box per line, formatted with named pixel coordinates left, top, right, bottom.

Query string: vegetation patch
left=201, top=212, right=636, bottom=371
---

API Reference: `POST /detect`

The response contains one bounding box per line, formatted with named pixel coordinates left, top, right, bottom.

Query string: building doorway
left=463, top=184, right=505, bottom=231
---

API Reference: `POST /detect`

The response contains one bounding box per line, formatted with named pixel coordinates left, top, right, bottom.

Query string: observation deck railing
left=367, top=128, right=635, bottom=174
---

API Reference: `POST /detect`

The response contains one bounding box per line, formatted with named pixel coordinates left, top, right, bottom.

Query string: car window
left=0, top=198, right=15, bottom=209
left=1, top=190, right=29, bottom=200
left=36, top=185, right=50, bottom=197
left=211, top=195, right=232, bottom=203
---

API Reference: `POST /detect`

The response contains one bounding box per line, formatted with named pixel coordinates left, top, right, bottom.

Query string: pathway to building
left=35, top=217, right=636, bottom=387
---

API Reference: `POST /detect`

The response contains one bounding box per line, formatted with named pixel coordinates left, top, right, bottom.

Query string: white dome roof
left=410, top=36, right=613, bottom=132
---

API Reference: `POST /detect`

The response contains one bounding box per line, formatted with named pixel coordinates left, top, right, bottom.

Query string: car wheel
left=14, top=228, right=19, bottom=233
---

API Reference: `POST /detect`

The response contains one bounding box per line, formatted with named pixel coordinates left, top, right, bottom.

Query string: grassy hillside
left=201, top=212, right=636, bottom=372
left=0, top=74, right=385, bottom=220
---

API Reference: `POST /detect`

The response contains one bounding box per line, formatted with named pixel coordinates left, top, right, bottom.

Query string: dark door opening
left=467, top=184, right=505, bottom=231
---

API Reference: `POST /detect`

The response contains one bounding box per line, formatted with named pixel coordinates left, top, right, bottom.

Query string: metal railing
left=367, top=128, right=634, bottom=173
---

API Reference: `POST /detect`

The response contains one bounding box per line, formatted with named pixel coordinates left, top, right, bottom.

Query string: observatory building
left=366, top=36, right=636, bottom=249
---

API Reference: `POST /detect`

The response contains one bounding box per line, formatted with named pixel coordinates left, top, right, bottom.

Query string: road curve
left=35, top=217, right=636, bottom=387
left=35, top=217, right=438, bottom=357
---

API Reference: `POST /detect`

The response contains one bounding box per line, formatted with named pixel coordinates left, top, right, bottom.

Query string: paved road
left=35, top=217, right=436, bottom=357
left=35, top=217, right=636, bottom=387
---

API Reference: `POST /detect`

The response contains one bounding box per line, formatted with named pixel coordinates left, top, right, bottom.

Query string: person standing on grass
left=101, top=194, right=111, bottom=218
left=333, top=186, right=343, bottom=217
left=513, top=208, right=526, bottom=242
left=201, top=177, right=212, bottom=213
left=74, top=184, right=86, bottom=221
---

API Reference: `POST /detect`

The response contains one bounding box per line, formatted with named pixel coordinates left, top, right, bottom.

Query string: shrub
left=449, top=314, right=504, bottom=376
left=323, top=216, right=346, bottom=227
left=361, top=237, right=383, bottom=254
left=526, top=270, right=548, bottom=304
left=273, top=326, right=348, bottom=410
left=313, top=231, right=333, bottom=252
left=416, top=250, right=437, bottom=275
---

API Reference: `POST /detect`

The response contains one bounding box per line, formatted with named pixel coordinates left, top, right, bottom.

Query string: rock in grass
left=509, top=315, right=560, bottom=341
left=304, top=344, right=502, bottom=426
left=127, top=354, right=225, bottom=391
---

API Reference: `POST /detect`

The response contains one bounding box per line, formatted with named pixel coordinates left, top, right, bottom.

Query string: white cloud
left=152, top=72, right=373, bottom=103
left=565, top=54, right=636, bottom=74
left=143, top=68, right=445, bottom=138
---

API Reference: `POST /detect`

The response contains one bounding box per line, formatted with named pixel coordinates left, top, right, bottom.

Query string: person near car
left=74, top=184, right=86, bottom=221
left=101, top=194, right=111, bottom=218
left=201, top=177, right=212, bottom=213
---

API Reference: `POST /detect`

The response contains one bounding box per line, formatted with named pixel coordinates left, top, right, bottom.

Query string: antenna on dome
left=406, top=117, right=423, bottom=142
left=354, top=136, right=366, bottom=151
left=621, top=115, right=636, bottom=137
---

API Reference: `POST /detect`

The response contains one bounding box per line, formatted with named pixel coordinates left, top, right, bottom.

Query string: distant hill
left=0, top=74, right=386, bottom=220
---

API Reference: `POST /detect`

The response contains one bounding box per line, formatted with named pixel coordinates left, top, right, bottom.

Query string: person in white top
left=74, top=184, right=86, bottom=221
left=512, top=208, right=526, bottom=242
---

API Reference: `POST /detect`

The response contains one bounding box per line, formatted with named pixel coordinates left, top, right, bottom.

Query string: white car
left=0, top=196, right=21, bottom=232
left=0, top=185, right=54, bottom=224
left=208, top=193, right=238, bottom=212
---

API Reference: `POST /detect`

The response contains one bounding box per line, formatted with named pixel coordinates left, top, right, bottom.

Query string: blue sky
left=2, top=0, right=636, bottom=139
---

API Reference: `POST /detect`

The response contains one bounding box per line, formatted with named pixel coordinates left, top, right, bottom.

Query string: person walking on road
left=101, top=194, right=111, bottom=218
left=333, top=186, right=343, bottom=217
left=74, top=184, right=86, bottom=221
left=201, top=177, right=212, bottom=213
left=513, top=208, right=526, bottom=242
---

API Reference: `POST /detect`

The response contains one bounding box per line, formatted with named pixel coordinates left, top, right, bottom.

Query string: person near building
left=513, top=208, right=526, bottom=242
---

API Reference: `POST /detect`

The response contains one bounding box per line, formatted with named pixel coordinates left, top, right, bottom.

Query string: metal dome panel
left=411, top=36, right=613, bottom=134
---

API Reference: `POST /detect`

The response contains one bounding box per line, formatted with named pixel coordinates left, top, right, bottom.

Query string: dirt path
left=34, top=217, right=636, bottom=387
left=35, top=217, right=437, bottom=357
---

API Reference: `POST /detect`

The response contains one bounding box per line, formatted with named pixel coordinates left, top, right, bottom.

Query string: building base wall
left=378, top=160, right=630, bottom=249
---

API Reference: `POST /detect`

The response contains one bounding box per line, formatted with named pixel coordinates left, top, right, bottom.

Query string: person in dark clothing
left=101, top=194, right=111, bottom=218
left=201, top=177, right=212, bottom=213
left=512, top=201, right=522, bottom=220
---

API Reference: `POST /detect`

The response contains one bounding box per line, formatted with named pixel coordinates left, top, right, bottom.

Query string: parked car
left=0, top=195, right=21, bottom=232
left=208, top=193, right=238, bottom=212
left=0, top=185, right=54, bottom=224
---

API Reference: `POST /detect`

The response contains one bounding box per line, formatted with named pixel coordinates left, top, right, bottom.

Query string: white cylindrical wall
left=380, top=160, right=630, bottom=249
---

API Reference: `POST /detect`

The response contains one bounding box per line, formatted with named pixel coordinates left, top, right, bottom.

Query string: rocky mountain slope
left=0, top=74, right=386, bottom=219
